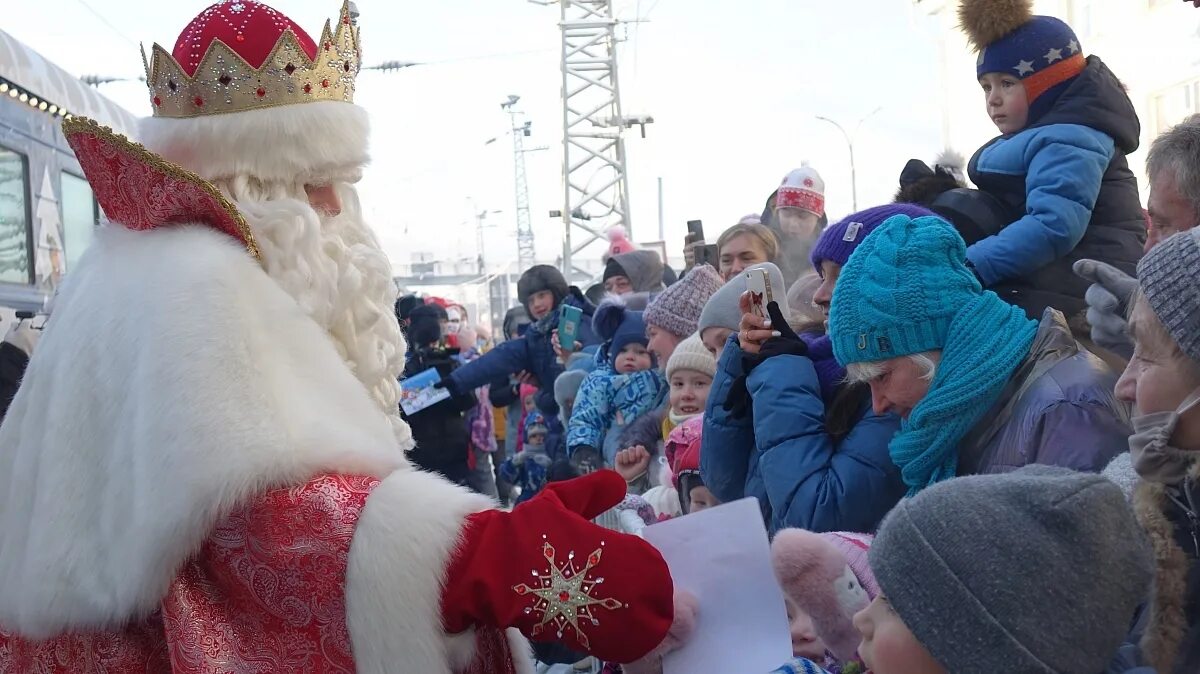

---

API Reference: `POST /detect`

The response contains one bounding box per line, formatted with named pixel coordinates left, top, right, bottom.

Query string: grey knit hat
left=554, top=369, right=587, bottom=417
left=870, top=465, right=1153, bottom=674
left=644, top=265, right=725, bottom=339
left=697, top=262, right=787, bottom=338
left=1139, top=227, right=1200, bottom=363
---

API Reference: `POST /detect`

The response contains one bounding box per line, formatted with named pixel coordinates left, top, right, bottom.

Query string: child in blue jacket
left=498, top=412, right=552, bottom=504
left=955, top=0, right=1144, bottom=323
left=444, top=265, right=598, bottom=417
left=567, top=300, right=667, bottom=471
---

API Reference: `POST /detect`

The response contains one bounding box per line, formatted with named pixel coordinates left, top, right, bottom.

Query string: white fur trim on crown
left=0, top=225, right=404, bottom=637
left=345, top=468, right=496, bottom=674
left=138, top=100, right=369, bottom=185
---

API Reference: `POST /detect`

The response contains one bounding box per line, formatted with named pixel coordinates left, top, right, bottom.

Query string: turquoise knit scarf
left=891, top=292, right=1038, bottom=496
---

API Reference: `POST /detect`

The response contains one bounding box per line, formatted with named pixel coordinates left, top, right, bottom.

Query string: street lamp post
left=815, top=106, right=883, bottom=212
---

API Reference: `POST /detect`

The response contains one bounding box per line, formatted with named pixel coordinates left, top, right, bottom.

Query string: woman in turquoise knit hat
left=827, top=212, right=1129, bottom=494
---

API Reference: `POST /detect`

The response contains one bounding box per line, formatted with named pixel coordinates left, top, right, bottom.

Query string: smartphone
left=745, top=268, right=775, bottom=319
left=558, top=304, right=583, bottom=353
left=686, top=219, right=705, bottom=241
left=695, top=243, right=719, bottom=268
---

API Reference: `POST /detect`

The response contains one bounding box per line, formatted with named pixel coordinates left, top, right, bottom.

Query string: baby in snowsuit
left=567, top=300, right=667, bottom=472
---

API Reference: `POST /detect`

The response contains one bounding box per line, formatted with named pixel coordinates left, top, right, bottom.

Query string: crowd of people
left=5, top=0, right=1200, bottom=672
left=388, top=1, right=1200, bottom=671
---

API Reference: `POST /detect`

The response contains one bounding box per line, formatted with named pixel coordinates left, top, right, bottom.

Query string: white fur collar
left=0, top=225, right=405, bottom=637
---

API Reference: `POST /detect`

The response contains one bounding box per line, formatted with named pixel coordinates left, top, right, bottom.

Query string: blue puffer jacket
left=967, top=56, right=1144, bottom=320
left=701, top=335, right=904, bottom=534
left=449, top=288, right=598, bottom=416
left=955, top=310, right=1131, bottom=476
left=566, top=364, right=667, bottom=464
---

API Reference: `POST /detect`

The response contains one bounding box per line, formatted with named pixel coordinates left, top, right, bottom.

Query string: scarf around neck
left=891, top=292, right=1038, bottom=496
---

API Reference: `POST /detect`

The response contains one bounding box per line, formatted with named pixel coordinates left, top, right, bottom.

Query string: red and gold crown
left=141, top=0, right=360, bottom=119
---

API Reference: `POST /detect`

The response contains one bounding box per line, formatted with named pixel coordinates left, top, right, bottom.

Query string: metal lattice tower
left=506, top=107, right=537, bottom=270
left=549, top=0, right=633, bottom=277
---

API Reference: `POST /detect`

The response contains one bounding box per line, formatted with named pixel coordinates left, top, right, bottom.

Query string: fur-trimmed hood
left=1133, top=458, right=1200, bottom=674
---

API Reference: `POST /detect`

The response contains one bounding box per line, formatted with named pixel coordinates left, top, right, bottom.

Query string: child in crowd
left=497, top=412, right=552, bottom=505
left=954, top=0, right=1144, bottom=323
left=766, top=466, right=1151, bottom=674
left=666, top=415, right=718, bottom=514
left=697, top=262, right=787, bottom=362
left=615, top=335, right=717, bottom=495
left=446, top=264, right=597, bottom=417
left=567, top=301, right=667, bottom=472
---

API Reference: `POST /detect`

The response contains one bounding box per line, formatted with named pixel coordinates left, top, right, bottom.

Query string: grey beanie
left=554, top=369, right=588, bottom=417
left=1139, top=227, right=1200, bottom=363
left=697, top=262, right=788, bottom=337
left=870, top=465, right=1153, bottom=674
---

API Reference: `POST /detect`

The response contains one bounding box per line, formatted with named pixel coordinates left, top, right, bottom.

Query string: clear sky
left=8, top=0, right=951, bottom=275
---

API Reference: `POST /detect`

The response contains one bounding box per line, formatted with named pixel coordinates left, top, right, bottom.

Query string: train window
left=0, top=147, right=31, bottom=284
left=61, top=172, right=97, bottom=271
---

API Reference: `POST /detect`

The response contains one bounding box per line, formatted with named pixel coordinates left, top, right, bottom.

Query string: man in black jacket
left=400, top=304, right=476, bottom=487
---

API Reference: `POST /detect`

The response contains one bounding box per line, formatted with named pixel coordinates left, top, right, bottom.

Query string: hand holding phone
left=744, top=268, right=774, bottom=320
left=557, top=305, right=583, bottom=356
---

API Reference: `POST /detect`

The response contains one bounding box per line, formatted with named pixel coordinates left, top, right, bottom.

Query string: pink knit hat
left=644, top=265, right=724, bottom=339
left=605, top=225, right=637, bottom=259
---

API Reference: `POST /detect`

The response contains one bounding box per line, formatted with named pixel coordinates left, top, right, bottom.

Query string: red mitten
left=441, top=471, right=674, bottom=663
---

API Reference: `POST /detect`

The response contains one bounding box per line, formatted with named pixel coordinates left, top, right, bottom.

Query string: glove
left=1073, top=259, right=1137, bottom=358
left=570, top=445, right=603, bottom=474
left=440, top=471, right=675, bottom=663
left=758, top=301, right=807, bottom=360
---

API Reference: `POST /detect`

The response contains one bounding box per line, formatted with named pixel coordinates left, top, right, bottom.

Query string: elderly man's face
left=304, top=183, right=342, bottom=216
left=1148, top=167, right=1198, bottom=246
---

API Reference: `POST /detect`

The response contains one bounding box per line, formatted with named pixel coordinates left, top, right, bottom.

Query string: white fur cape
left=0, top=225, right=531, bottom=673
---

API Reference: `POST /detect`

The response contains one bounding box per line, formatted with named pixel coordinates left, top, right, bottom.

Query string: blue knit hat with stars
left=960, top=0, right=1085, bottom=123
left=828, top=214, right=982, bottom=366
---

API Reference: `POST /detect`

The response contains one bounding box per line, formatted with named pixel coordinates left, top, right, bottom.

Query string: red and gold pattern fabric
left=0, top=475, right=520, bottom=673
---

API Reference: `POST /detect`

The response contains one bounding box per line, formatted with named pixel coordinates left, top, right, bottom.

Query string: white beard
left=215, top=176, right=411, bottom=450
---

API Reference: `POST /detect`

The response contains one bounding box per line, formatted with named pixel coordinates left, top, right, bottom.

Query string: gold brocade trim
left=142, top=0, right=359, bottom=119
left=62, top=116, right=262, bottom=261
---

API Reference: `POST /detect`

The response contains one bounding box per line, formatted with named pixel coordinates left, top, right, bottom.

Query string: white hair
left=845, top=352, right=939, bottom=386
left=214, top=174, right=411, bottom=450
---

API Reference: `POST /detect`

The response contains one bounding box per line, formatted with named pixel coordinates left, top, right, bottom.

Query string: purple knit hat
left=809, top=203, right=937, bottom=272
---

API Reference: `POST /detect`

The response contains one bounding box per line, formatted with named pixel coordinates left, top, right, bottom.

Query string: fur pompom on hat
left=957, top=0, right=1033, bottom=52
left=593, top=297, right=651, bottom=369
left=605, top=225, right=637, bottom=259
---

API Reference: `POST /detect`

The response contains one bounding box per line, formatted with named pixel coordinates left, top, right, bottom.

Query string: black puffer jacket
left=967, top=56, right=1145, bottom=322
left=402, top=346, right=476, bottom=487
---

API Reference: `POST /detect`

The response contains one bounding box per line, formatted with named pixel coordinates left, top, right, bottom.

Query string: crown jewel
left=142, top=0, right=360, bottom=119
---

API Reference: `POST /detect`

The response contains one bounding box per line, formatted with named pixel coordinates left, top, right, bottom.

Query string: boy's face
left=979, top=72, right=1029, bottom=135
left=853, top=595, right=946, bottom=674
left=528, top=290, right=556, bottom=321
left=526, top=431, right=547, bottom=448
left=616, top=342, right=654, bottom=374
left=688, top=485, right=719, bottom=513
left=669, top=370, right=713, bottom=416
